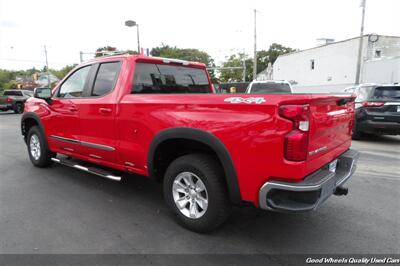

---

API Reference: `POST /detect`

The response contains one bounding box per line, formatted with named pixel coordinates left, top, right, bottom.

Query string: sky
left=0, top=0, right=399, bottom=70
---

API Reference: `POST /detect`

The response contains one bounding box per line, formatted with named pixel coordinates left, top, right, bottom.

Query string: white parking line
left=355, top=172, right=400, bottom=182
left=359, top=150, right=400, bottom=160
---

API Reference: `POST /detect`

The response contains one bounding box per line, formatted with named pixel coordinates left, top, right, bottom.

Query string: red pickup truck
left=21, top=55, right=359, bottom=232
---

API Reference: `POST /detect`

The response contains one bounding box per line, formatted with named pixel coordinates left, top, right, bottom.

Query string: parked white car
left=246, top=80, right=293, bottom=94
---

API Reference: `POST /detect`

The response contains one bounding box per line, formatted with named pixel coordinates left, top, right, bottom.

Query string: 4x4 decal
left=224, top=97, right=266, bottom=104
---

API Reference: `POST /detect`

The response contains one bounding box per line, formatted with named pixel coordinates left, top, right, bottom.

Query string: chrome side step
left=51, top=157, right=121, bottom=181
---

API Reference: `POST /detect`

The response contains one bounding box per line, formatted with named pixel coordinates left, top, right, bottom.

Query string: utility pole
left=44, top=45, right=50, bottom=88
left=355, top=0, right=366, bottom=84
left=253, top=9, right=257, bottom=81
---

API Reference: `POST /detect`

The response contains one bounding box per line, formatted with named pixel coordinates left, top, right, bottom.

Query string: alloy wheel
left=172, top=172, right=208, bottom=219
left=30, top=134, right=41, bottom=160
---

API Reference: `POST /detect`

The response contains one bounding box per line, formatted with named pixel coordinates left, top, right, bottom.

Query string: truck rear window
left=4, top=90, right=23, bottom=96
left=249, top=83, right=291, bottom=94
left=372, top=86, right=400, bottom=100
left=132, top=63, right=211, bottom=94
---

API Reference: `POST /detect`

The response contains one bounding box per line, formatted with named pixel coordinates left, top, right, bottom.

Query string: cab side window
left=91, top=62, right=121, bottom=97
left=58, top=66, right=91, bottom=98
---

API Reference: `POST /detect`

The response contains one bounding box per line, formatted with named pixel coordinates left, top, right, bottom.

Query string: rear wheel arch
left=148, top=127, right=241, bottom=204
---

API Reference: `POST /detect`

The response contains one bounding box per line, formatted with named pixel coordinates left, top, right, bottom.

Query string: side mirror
left=34, top=87, right=52, bottom=103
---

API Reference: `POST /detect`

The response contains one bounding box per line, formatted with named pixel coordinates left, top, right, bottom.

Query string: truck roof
left=251, top=80, right=290, bottom=84
left=86, top=54, right=206, bottom=69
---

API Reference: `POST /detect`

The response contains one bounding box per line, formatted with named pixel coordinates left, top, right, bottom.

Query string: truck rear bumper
left=258, top=149, right=359, bottom=212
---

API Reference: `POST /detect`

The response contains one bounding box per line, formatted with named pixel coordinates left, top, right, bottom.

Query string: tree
left=95, top=46, right=117, bottom=57
left=50, top=64, right=77, bottom=79
left=0, top=64, right=79, bottom=94
left=257, top=43, right=297, bottom=73
left=219, top=43, right=296, bottom=82
left=0, top=69, right=15, bottom=94
left=3, top=81, right=17, bottom=90
left=150, top=44, right=215, bottom=65
left=150, top=44, right=217, bottom=82
left=219, top=53, right=253, bottom=83
left=126, top=49, right=139, bottom=55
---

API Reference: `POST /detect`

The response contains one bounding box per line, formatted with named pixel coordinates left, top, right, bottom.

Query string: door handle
left=69, top=106, right=78, bottom=112
left=99, top=107, right=112, bottom=114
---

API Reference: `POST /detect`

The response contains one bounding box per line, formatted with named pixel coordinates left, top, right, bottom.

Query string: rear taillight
left=362, top=102, right=384, bottom=108
left=279, top=105, right=310, bottom=161
left=6, top=97, right=12, bottom=103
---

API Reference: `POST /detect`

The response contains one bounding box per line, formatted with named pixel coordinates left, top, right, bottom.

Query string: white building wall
left=366, top=36, right=400, bottom=60
left=273, top=35, right=400, bottom=93
left=363, top=57, right=400, bottom=84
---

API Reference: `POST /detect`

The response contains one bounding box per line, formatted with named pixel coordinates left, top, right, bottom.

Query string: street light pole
left=136, top=24, right=141, bottom=54
left=125, top=20, right=141, bottom=54
left=355, top=0, right=366, bottom=84
left=253, top=9, right=257, bottom=81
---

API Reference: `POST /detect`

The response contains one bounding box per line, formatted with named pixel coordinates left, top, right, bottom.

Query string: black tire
left=14, top=102, right=24, bottom=114
left=163, top=153, right=231, bottom=233
left=27, top=126, right=55, bottom=167
left=352, top=128, right=364, bottom=140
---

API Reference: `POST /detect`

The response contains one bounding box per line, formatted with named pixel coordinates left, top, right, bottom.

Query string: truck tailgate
left=307, top=95, right=355, bottom=163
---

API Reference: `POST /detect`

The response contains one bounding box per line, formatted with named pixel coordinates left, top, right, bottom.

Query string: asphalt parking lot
left=0, top=112, right=399, bottom=256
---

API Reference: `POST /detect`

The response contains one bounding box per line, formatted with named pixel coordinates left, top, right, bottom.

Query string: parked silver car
left=246, top=80, right=293, bottom=94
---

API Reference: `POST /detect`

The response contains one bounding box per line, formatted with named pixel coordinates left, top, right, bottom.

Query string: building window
left=310, top=59, right=315, bottom=70
left=375, top=50, right=381, bottom=58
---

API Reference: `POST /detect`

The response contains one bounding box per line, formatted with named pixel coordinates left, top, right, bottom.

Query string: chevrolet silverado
left=21, top=55, right=359, bottom=232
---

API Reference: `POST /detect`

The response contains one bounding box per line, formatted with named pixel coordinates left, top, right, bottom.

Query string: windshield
left=3, top=90, right=23, bottom=96
left=249, top=82, right=291, bottom=94
left=132, top=63, right=211, bottom=94
left=372, top=86, right=400, bottom=100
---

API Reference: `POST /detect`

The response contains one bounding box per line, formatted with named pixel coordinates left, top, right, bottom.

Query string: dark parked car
left=0, top=89, right=33, bottom=113
left=348, top=84, right=400, bottom=139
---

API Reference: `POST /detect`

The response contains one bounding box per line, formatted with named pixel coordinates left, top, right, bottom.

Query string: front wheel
left=27, top=126, right=55, bottom=167
left=352, top=128, right=365, bottom=140
left=163, top=154, right=231, bottom=233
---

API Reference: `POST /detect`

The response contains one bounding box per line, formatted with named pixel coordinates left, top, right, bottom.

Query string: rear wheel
left=163, top=154, right=231, bottom=233
left=14, top=102, right=24, bottom=114
left=27, top=126, right=55, bottom=167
